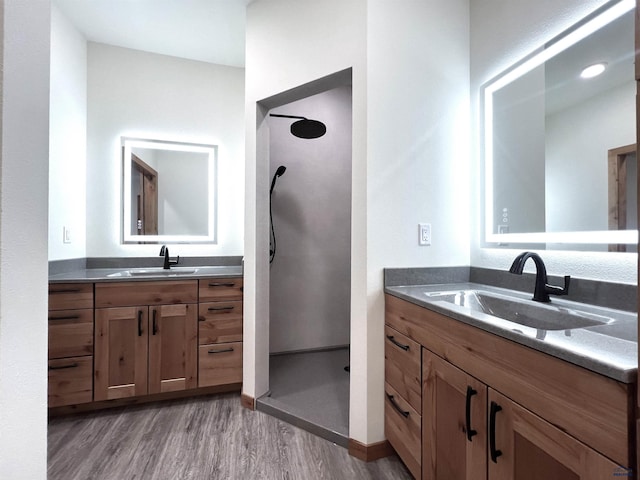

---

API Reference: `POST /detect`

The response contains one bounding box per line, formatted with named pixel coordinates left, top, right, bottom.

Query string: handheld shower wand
left=270, top=166, right=287, bottom=263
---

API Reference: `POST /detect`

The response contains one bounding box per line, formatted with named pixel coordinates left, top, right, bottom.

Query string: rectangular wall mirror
left=122, top=137, right=217, bottom=244
left=482, top=0, right=637, bottom=251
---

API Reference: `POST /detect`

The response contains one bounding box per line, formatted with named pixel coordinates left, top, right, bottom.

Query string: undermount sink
left=107, top=267, right=199, bottom=277
left=425, top=289, right=614, bottom=331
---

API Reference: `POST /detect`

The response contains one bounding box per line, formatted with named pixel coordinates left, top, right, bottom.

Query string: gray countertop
left=49, top=265, right=243, bottom=283
left=385, top=283, right=637, bottom=384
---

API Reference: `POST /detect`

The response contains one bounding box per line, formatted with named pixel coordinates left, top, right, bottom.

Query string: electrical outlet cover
left=419, top=223, right=431, bottom=246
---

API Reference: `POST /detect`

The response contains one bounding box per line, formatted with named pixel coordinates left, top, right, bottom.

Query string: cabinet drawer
left=385, top=382, right=421, bottom=479
left=198, top=342, right=242, bottom=387
left=198, top=278, right=243, bottom=302
left=198, top=301, right=243, bottom=344
left=385, top=325, right=421, bottom=413
left=95, top=280, right=198, bottom=307
left=49, top=283, right=93, bottom=310
left=48, top=356, right=93, bottom=407
left=48, top=309, right=94, bottom=359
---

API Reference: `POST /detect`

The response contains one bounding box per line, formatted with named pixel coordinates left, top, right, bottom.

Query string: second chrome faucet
left=509, top=251, right=570, bottom=303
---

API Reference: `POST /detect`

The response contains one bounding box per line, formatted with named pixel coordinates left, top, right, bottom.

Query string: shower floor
left=256, top=347, right=350, bottom=447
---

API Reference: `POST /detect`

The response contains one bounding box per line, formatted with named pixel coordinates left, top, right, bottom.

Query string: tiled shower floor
left=256, top=348, right=350, bottom=447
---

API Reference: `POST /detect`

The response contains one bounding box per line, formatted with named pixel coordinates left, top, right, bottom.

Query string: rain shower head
left=269, top=114, right=327, bottom=139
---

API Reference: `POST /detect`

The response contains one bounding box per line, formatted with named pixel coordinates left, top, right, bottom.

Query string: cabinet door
left=488, top=389, right=622, bottom=480
left=423, top=350, right=487, bottom=480
left=94, top=307, right=149, bottom=401
left=148, top=304, right=198, bottom=394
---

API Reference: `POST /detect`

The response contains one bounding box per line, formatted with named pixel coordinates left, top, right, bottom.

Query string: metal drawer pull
left=386, top=393, right=409, bottom=418
left=48, top=315, right=80, bottom=321
left=208, top=348, right=234, bottom=354
left=208, top=306, right=235, bottom=312
left=50, top=288, right=82, bottom=294
left=489, top=401, right=503, bottom=463
left=152, top=309, right=158, bottom=335
left=138, top=310, right=143, bottom=337
left=465, top=386, right=478, bottom=441
left=49, top=363, right=78, bottom=370
left=386, top=335, right=409, bottom=351
left=208, top=282, right=236, bottom=287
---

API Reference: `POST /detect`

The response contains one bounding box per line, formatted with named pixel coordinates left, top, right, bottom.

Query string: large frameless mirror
left=482, top=0, right=637, bottom=251
left=122, top=137, right=217, bottom=244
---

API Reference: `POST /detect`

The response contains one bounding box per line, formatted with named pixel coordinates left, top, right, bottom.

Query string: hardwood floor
left=48, top=393, right=412, bottom=479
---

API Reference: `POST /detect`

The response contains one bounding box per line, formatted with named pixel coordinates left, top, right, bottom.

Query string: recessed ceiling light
left=580, top=63, right=607, bottom=79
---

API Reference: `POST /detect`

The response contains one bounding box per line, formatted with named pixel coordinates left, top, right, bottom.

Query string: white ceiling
left=54, top=0, right=250, bottom=67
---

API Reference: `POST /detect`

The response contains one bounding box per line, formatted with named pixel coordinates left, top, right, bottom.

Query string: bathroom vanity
left=384, top=283, right=636, bottom=479
left=48, top=266, right=243, bottom=412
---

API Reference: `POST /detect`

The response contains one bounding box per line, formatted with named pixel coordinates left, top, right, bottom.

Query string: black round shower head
left=290, top=119, right=327, bottom=139
left=270, top=113, right=327, bottom=139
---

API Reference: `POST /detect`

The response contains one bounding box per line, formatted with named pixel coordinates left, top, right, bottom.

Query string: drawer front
left=49, top=283, right=94, bottom=310
left=198, top=278, right=243, bottom=302
left=385, top=382, right=421, bottom=479
left=95, top=280, right=198, bottom=307
left=198, top=342, right=242, bottom=387
left=48, top=309, right=94, bottom=359
left=198, top=301, right=243, bottom=344
left=385, top=325, right=421, bottom=413
left=48, top=356, right=93, bottom=407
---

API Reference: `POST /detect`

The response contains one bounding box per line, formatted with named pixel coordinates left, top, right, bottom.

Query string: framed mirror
left=482, top=0, right=637, bottom=250
left=122, top=137, right=217, bottom=244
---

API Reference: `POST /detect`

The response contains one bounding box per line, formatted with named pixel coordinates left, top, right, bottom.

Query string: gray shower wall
left=268, top=86, right=352, bottom=354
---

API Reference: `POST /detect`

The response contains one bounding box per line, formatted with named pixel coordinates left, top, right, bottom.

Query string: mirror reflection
left=483, top=0, right=636, bottom=250
left=122, top=138, right=217, bottom=244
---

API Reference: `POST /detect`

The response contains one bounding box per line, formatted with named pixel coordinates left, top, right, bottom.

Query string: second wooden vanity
left=48, top=274, right=243, bottom=412
left=384, top=293, right=635, bottom=479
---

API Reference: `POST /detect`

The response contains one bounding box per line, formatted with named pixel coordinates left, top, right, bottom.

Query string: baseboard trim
left=348, top=439, right=395, bottom=462
left=48, top=383, right=242, bottom=417
left=241, top=393, right=255, bottom=410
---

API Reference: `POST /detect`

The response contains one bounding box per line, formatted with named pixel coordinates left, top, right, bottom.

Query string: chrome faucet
left=508, top=252, right=570, bottom=303
left=159, top=245, right=179, bottom=269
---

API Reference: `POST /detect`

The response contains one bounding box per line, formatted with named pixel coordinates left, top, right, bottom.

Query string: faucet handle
left=546, top=275, right=570, bottom=297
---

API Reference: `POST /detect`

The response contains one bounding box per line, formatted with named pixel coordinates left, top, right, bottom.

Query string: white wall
left=0, top=1, right=51, bottom=478
left=269, top=86, right=352, bottom=354
left=546, top=80, right=635, bottom=232
left=49, top=3, right=87, bottom=260
left=245, top=0, right=470, bottom=445
left=87, top=43, right=244, bottom=257
left=470, top=0, right=636, bottom=284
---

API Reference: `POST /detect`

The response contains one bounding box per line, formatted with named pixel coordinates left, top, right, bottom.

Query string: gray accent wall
left=268, top=86, right=352, bottom=353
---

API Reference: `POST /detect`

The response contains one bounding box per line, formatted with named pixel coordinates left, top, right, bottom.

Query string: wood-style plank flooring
left=48, top=393, right=412, bottom=480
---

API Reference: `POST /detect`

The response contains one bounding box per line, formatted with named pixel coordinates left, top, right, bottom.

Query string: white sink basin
left=108, top=267, right=199, bottom=277
left=424, top=289, right=614, bottom=331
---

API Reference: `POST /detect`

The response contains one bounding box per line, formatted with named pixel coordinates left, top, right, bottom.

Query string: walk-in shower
left=260, top=87, right=352, bottom=447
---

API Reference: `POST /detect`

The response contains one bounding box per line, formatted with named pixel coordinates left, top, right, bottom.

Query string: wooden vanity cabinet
left=197, top=278, right=243, bottom=388
left=48, top=283, right=94, bottom=407
left=385, top=294, right=635, bottom=479
left=94, top=281, right=198, bottom=401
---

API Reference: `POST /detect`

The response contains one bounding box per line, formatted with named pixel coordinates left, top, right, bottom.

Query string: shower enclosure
left=256, top=85, right=353, bottom=446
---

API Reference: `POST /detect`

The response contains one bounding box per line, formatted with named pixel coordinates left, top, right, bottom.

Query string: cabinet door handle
left=48, top=362, right=78, bottom=370
left=489, top=401, right=503, bottom=463
left=207, top=306, right=235, bottom=312
left=386, top=393, right=409, bottom=418
left=152, top=309, right=158, bottom=335
left=208, top=282, right=236, bottom=288
left=385, top=335, right=409, bottom=351
left=48, top=315, right=80, bottom=321
left=137, top=310, right=143, bottom=337
left=208, top=348, right=234, bottom=354
left=465, top=386, right=478, bottom=441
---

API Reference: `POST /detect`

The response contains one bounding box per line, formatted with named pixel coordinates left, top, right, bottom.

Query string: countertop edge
left=49, top=267, right=243, bottom=283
